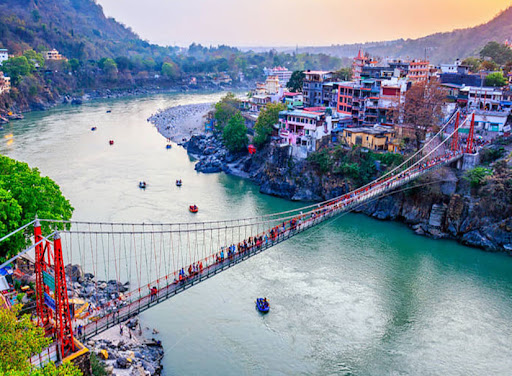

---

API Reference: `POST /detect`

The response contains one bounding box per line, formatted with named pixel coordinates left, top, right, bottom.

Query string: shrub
left=464, top=167, right=492, bottom=187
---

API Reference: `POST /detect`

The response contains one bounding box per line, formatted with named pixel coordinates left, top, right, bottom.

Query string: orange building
left=407, top=59, right=430, bottom=82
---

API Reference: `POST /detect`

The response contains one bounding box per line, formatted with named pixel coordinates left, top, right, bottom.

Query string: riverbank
left=147, top=103, right=213, bottom=143
left=0, top=82, right=249, bottom=119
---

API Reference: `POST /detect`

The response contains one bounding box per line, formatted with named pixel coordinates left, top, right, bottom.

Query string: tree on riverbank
left=223, top=112, right=248, bottom=152
left=0, top=306, right=81, bottom=375
left=0, top=156, right=74, bottom=262
left=214, top=93, right=240, bottom=131
left=254, top=102, right=286, bottom=146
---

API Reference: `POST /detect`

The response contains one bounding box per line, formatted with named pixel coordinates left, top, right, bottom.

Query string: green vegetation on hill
left=307, top=146, right=404, bottom=186
left=0, top=0, right=172, bottom=60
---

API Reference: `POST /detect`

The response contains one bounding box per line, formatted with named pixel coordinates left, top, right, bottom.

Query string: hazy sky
left=97, top=0, right=512, bottom=47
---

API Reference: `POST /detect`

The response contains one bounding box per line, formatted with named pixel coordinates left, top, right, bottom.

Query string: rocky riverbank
left=147, top=103, right=213, bottom=143
left=182, top=132, right=512, bottom=254
left=87, top=318, right=164, bottom=376
left=65, top=265, right=164, bottom=375
left=185, top=134, right=251, bottom=175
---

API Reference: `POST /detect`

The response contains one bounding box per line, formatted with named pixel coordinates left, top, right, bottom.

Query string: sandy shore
left=147, top=103, right=213, bottom=142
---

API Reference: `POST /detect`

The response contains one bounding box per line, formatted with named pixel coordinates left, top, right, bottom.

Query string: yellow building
left=43, top=49, right=66, bottom=61
left=343, top=127, right=395, bottom=151
left=264, top=75, right=281, bottom=95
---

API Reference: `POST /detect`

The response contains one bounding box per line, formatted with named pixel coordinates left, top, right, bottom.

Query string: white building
left=264, top=67, right=292, bottom=86
left=461, top=86, right=503, bottom=111
left=275, top=109, right=334, bottom=159
left=0, top=49, right=8, bottom=65
left=439, top=59, right=470, bottom=74
left=469, top=110, right=510, bottom=133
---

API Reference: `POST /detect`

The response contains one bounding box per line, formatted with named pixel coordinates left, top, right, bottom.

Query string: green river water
left=1, top=92, right=512, bottom=375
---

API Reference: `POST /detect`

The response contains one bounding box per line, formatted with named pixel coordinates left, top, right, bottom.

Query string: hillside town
left=237, top=50, right=512, bottom=159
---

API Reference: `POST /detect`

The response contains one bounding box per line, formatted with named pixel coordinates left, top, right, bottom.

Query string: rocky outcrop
left=88, top=323, right=164, bottom=375
left=185, top=132, right=512, bottom=254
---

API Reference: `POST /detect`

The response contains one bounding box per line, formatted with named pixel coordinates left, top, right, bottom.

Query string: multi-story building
left=456, top=86, right=511, bottom=133
left=407, top=59, right=430, bottom=82
left=462, top=86, right=503, bottom=111
left=264, top=67, right=293, bottom=86
left=275, top=108, right=334, bottom=158
left=263, top=75, right=281, bottom=95
left=282, top=92, right=304, bottom=109
left=352, top=50, right=377, bottom=80
left=303, top=70, right=333, bottom=107
left=0, top=49, right=8, bottom=65
left=439, top=59, right=469, bottom=74
left=321, top=82, right=341, bottom=108
left=43, top=49, right=66, bottom=61
left=336, top=79, right=382, bottom=125
left=0, top=72, right=11, bottom=94
left=388, top=60, right=410, bottom=76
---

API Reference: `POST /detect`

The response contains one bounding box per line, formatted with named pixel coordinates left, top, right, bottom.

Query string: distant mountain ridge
left=0, top=0, right=171, bottom=60
left=273, top=6, right=512, bottom=64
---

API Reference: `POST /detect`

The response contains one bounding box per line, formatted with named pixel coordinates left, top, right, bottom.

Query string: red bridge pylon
left=466, top=113, right=475, bottom=154
left=34, top=221, right=75, bottom=358
left=451, top=111, right=460, bottom=152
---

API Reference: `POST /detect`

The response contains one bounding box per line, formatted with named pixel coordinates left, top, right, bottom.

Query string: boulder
left=65, top=264, right=84, bottom=282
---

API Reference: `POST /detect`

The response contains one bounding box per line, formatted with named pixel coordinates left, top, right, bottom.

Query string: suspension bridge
left=0, top=110, right=481, bottom=362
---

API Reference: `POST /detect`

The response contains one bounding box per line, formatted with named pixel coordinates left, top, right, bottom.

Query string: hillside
left=290, top=6, right=512, bottom=63
left=0, top=0, right=172, bottom=60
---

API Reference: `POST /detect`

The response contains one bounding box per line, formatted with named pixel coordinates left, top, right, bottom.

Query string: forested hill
left=292, top=6, right=512, bottom=63
left=0, top=0, right=172, bottom=60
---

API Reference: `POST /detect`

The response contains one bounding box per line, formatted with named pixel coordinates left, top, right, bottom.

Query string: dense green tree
left=461, top=57, right=482, bottom=72
left=480, top=60, right=499, bottom=71
left=22, top=50, right=44, bottom=69
left=0, top=306, right=81, bottom=376
left=161, top=62, right=180, bottom=80
left=0, top=189, right=23, bottom=263
left=115, top=56, right=132, bottom=71
left=223, top=112, right=248, bottom=152
left=68, top=58, right=80, bottom=72
left=0, top=305, right=50, bottom=374
left=0, top=156, right=74, bottom=261
left=102, top=58, right=118, bottom=78
left=1, top=56, right=32, bottom=85
left=254, top=102, right=286, bottom=146
left=286, top=71, right=305, bottom=92
left=465, top=167, right=492, bottom=188
left=480, top=41, right=512, bottom=65
left=484, top=72, right=507, bottom=87
left=214, top=93, right=240, bottom=130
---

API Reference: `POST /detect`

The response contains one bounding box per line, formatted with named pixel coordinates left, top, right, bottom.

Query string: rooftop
left=280, top=110, right=322, bottom=119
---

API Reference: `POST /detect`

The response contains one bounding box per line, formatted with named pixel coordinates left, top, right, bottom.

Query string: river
left=2, top=93, right=512, bottom=376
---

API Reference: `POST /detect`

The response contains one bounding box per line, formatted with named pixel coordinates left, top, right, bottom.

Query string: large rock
left=65, top=264, right=84, bottom=282
left=461, top=230, right=498, bottom=251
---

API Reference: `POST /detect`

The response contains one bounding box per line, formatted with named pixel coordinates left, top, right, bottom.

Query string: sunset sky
left=97, top=0, right=512, bottom=47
